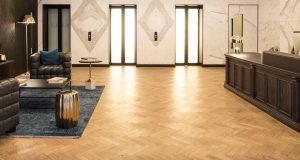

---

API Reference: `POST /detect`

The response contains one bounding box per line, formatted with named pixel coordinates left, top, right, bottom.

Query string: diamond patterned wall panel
left=139, top=0, right=173, bottom=46
left=72, top=0, right=108, bottom=52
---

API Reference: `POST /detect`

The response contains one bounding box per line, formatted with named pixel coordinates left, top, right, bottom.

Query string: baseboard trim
left=176, top=63, right=202, bottom=66
left=72, top=64, right=110, bottom=67
left=202, top=64, right=225, bottom=67
left=136, top=64, right=175, bottom=67
left=72, top=64, right=225, bottom=67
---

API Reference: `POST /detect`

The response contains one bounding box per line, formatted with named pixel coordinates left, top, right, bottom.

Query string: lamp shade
left=18, top=13, right=35, bottom=24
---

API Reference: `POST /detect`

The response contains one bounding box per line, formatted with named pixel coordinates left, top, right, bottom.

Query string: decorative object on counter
left=230, top=13, right=244, bottom=53
left=291, top=46, right=296, bottom=54
left=79, top=57, right=102, bottom=90
left=231, top=35, right=243, bottom=53
left=269, top=46, right=280, bottom=52
left=293, top=31, right=300, bottom=55
left=56, top=90, right=80, bottom=129
left=18, top=12, right=36, bottom=75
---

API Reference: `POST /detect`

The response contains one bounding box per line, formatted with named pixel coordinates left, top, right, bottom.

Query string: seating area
left=30, top=52, right=71, bottom=79
left=0, top=78, right=19, bottom=134
left=0, top=0, right=300, bottom=160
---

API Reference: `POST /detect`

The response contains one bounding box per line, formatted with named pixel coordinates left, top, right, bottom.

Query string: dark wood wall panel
left=0, top=0, right=16, bottom=78
left=0, top=0, right=37, bottom=78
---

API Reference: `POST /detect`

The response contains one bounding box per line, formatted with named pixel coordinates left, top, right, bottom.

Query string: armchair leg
left=5, top=127, right=16, bottom=134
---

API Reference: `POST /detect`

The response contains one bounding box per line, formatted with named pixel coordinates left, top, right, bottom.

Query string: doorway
left=176, top=6, right=203, bottom=65
left=43, top=5, right=71, bottom=52
left=110, top=5, right=136, bottom=65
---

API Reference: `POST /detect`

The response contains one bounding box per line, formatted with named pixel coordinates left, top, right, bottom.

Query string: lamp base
left=18, top=72, right=30, bottom=79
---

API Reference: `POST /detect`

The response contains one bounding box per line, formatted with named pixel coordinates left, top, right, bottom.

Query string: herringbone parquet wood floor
left=1, top=66, right=300, bottom=160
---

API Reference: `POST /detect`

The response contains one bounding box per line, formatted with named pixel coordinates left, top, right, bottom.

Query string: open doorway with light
left=110, top=5, right=137, bottom=65
left=176, top=5, right=203, bottom=65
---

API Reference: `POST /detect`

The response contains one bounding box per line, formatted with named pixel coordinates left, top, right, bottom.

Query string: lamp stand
left=18, top=12, right=35, bottom=78
left=25, top=24, right=30, bottom=75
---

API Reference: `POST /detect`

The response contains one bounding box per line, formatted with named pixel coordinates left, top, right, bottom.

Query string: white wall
left=228, top=5, right=258, bottom=52
left=256, top=0, right=300, bottom=54
left=37, top=0, right=284, bottom=65
left=280, top=0, right=300, bottom=53
left=38, top=0, right=231, bottom=65
left=259, top=0, right=280, bottom=53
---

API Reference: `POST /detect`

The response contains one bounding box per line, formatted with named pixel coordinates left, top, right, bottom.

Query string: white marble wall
left=229, top=5, right=258, bottom=52
left=259, top=0, right=280, bottom=53
left=38, top=0, right=231, bottom=65
left=201, top=0, right=228, bottom=64
left=280, top=0, right=300, bottom=53
left=37, top=0, right=286, bottom=65
left=257, top=0, right=300, bottom=53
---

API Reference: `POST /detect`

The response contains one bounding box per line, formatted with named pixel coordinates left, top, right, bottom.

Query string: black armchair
left=30, top=52, right=71, bottom=79
left=0, top=78, right=19, bottom=133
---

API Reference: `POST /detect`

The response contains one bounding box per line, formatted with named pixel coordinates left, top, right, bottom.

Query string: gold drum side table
left=55, top=90, right=80, bottom=129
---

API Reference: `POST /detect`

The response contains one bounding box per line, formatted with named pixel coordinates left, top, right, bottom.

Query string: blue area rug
left=3, top=86, right=104, bottom=138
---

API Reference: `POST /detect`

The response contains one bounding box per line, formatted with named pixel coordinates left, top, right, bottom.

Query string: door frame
left=43, top=4, right=71, bottom=52
left=109, top=5, right=137, bottom=65
left=175, top=5, right=203, bottom=66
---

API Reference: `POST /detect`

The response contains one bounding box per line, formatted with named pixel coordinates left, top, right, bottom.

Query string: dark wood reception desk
left=225, top=52, right=300, bottom=132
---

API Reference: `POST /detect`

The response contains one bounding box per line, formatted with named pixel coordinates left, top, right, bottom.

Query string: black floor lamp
left=18, top=12, right=35, bottom=76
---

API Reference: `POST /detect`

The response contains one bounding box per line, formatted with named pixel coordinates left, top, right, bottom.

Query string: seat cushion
left=37, top=65, right=64, bottom=79
left=40, top=49, right=60, bottom=65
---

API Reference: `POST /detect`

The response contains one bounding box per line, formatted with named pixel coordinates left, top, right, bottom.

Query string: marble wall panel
left=228, top=5, right=258, bottom=52
left=38, top=0, right=283, bottom=65
left=280, top=0, right=300, bottom=53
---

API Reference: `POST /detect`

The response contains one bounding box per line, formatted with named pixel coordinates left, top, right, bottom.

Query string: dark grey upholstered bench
left=0, top=78, right=19, bottom=133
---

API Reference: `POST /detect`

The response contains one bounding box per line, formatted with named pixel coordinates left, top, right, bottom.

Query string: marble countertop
left=225, top=53, right=262, bottom=64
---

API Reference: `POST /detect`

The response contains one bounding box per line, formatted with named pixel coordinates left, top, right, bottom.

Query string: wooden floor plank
left=0, top=66, right=300, bottom=160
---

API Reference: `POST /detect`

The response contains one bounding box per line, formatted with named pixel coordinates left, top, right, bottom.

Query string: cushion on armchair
left=40, top=49, right=60, bottom=65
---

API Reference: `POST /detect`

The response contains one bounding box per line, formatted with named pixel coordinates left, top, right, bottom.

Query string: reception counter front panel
left=225, top=52, right=300, bottom=132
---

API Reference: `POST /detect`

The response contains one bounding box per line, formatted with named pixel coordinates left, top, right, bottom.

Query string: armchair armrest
left=0, top=78, right=19, bottom=133
left=60, top=52, right=71, bottom=66
left=59, top=52, right=71, bottom=78
left=0, top=78, right=19, bottom=98
left=30, top=52, right=41, bottom=69
left=30, top=52, right=41, bottom=79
